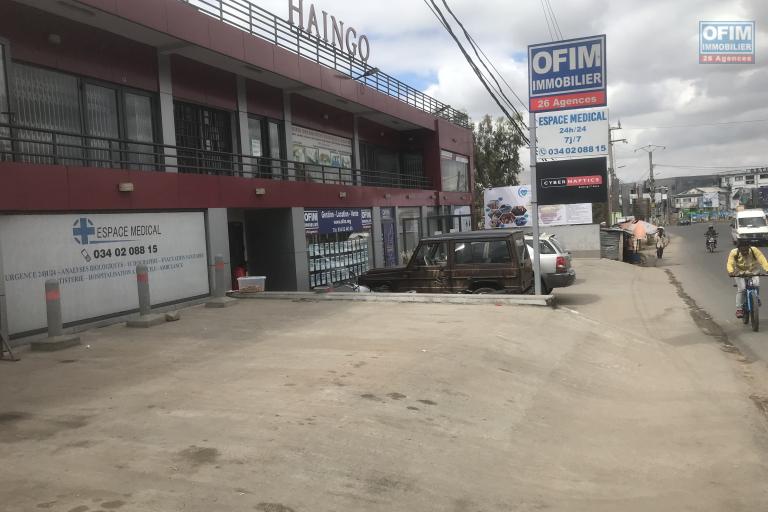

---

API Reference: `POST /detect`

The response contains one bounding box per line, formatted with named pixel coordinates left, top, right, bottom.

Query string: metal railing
left=178, top=0, right=470, bottom=129
left=0, top=123, right=432, bottom=190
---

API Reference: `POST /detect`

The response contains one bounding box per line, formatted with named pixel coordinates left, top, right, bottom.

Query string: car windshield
left=526, top=240, right=556, bottom=254
left=549, top=238, right=567, bottom=254
left=738, top=216, right=767, bottom=228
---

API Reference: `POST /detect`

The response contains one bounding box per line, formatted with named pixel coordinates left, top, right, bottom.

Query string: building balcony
left=0, top=122, right=432, bottom=190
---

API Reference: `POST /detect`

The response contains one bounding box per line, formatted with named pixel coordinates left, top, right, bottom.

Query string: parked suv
left=358, top=231, right=533, bottom=294
left=524, top=234, right=576, bottom=294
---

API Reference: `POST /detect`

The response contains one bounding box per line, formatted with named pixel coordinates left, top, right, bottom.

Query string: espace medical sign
left=528, top=35, right=606, bottom=112
left=0, top=212, right=209, bottom=335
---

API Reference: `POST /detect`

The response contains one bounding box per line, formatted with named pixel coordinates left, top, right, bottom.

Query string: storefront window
left=174, top=100, right=233, bottom=174
left=305, top=208, right=373, bottom=289
left=399, top=206, right=421, bottom=264
left=0, top=42, right=10, bottom=161
left=380, top=207, right=398, bottom=267
left=427, top=205, right=472, bottom=235
left=292, top=125, right=352, bottom=184
left=440, top=150, right=469, bottom=192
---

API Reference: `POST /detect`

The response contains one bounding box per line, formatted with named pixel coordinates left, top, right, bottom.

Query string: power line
left=655, top=163, right=768, bottom=170
left=465, top=32, right=529, bottom=115
left=543, top=0, right=563, bottom=39
left=438, top=0, right=528, bottom=123
left=424, top=0, right=529, bottom=143
left=619, top=118, right=768, bottom=130
left=539, top=0, right=555, bottom=40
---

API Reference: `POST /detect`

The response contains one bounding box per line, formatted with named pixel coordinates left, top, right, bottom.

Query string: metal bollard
left=214, top=254, right=226, bottom=298
left=31, top=279, right=80, bottom=351
left=136, top=264, right=151, bottom=316
left=126, top=264, right=165, bottom=328
left=45, top=279, right=63, bottom=338
left=206, top=254, right=236, bottom=308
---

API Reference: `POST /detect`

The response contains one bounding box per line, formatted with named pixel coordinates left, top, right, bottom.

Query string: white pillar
left=157, top=52, right=177, bottom=172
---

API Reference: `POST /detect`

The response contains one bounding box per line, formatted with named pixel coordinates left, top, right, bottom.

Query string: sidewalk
left=1, top=259, right=767, bottom=511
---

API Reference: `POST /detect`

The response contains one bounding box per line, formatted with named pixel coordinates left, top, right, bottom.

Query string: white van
left=731, top=209, right=768, bottom=245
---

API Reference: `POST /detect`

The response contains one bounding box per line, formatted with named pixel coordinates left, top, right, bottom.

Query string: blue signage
left=699, top=21, right=754, bottom=64
left=304, top=208, right=373, bottom=235
left=528, top=35, right=606, bottom=112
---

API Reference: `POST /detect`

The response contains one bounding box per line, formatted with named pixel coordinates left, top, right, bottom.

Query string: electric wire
left=424, top=0, right=530, bottom=143
left=539, top=0, right=555, bottom=41
left=543, top=0, right=564, bottom=39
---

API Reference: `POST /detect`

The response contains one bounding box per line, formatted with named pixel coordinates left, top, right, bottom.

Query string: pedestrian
left=655, top=227, right=669, bottom=259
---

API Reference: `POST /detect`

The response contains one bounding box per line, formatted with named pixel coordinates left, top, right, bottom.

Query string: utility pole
left=635, top=144, right=665, bottom=222
left=608, top=120, right=627, bottom=224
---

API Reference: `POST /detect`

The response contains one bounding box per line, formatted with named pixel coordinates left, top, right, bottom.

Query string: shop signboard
left=0, top=212, right=209, bottom=336
left=701, top=191, right=720, bottom=208
left=304, top=208, right=373, bottom=235
left=536, top=157, right=608, bottom=206
left=535, top=107, right=609, bottom=159
left=528, top=35, right=607, bottom=112
left=483, top=186, right=593, bottom=229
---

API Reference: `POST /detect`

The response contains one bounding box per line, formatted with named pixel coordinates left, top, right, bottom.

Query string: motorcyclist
left=727, top=239, right=768, bottom=318
left=705, top=224, right=718, bottom=248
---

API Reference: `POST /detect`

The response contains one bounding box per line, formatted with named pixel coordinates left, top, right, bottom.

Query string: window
left=440, top=150, right=469, bottom=192
left=10, top=62, right=158, bottom=169
left=760, top=174, right=768, bottom=180
left=412, top=241, right=448, bottom=267
left=527, top=240, right=556, bottom=255
left=746, top=176, right=755, bottom=185
left=735, top=176, right=744, bottom=181
left=0, top=41, right=10, bottom=161
left=174, top=101, right=233, bottom=174
left=454, top=240, right=511, bottom=264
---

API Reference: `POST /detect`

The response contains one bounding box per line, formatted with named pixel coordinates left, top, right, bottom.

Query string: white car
left=731, top=209, right=768, bottom=246
left=524, top=234, right=576, bottom=294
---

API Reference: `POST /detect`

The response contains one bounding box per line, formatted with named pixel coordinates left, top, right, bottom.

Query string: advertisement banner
left=483, top=186, right=592, bottom=229
left=528, top=35, right=607, bottom=112
left=536, top=107, right=609, bottom=159
left=0, top=212, right=209, bottom=335
left=701, top=191, right=720, bottom=208
left=536, top=157, right=608, bottom=206
left=304, top=209, right=373, bottom=235
left=699, top=21, right=754, bottom=64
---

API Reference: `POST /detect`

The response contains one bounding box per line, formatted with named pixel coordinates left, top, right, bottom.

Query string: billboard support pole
left=529, top=112, right=542, bottom=296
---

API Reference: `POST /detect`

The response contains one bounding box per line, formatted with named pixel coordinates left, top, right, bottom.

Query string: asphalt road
left=663, top=223, right=768, bottom=363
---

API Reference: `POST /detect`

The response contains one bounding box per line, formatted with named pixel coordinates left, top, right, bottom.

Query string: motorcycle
left=706, top=236, right=717, bottom=253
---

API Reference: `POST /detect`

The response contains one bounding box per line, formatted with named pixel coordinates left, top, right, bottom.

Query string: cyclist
left=727, top=239, right=768, bottom=318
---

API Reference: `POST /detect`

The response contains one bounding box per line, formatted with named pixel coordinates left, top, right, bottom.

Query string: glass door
left=84, top=83, right=120, bottom=168
left=123, top=92, right=155, bottom=170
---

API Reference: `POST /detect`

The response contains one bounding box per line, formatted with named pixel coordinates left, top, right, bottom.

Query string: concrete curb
left=228, top=291, right=555, bottom=307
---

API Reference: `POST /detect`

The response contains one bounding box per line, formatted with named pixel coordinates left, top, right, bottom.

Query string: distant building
left=719, top=168, right=768, bottom=190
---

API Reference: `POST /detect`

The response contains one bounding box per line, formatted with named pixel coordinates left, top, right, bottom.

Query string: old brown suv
left=358, top=231, right=533, bottom=293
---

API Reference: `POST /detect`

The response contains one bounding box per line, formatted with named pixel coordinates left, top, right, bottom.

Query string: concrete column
left=236, top=76, right=251, bottom=176
left=283, top=91, right=295, bottom=180
left=420, top=205, right=430, bottom=238
left=0, top=226, right=8, bottom=345
left=371, top=207, right=384, bottom=269
left=206, top=208, right=231, bottom=295
left=352, top=114, right=361, bottom=185
left=157, top=52, right=177, bottom=172
left=291, top=207, right=310, bottom=291
left=31, top=280, right=81, bottom=350
left=394, top=206, right=404, bottom=265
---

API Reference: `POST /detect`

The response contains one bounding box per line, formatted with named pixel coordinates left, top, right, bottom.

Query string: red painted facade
left=0, top=0, right=475, bottom=214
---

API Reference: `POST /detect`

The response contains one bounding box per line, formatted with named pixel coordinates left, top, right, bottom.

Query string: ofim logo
left=699, top=21, right=755, bottom=64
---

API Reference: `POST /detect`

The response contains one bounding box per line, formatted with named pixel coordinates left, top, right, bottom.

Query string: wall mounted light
left=117, top=182, right=134, bottom=193
left=322, top=114, right=330, bottom=120
left=384, top=193, right=391, bottom=199
left=48, top=34, right=62, bottom=45
left=254, top=188, right=266, bottom=196
left=380, top=131, right=385, bottom=137
left=339, top=191, right=347, bottom=198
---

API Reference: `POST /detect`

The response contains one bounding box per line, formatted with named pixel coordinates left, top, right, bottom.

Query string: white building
left=673, top=187, right=728, bottom=210
left=719, top=168, right=768, bottom=190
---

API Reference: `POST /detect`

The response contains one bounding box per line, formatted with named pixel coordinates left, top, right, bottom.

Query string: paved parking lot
left=2, top=261, right=768, bottom=511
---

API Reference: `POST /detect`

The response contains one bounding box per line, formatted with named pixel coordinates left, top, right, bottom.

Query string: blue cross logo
left=73, top=218, right=95, bottom=245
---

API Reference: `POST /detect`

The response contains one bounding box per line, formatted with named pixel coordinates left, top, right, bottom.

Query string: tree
left=472, top=115, right=525, bottom=224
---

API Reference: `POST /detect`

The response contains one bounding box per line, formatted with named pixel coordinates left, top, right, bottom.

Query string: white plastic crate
left=237, top=276, right=266, bottom=292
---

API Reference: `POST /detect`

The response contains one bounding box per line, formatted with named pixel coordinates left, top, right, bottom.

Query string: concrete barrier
left=229, top=291, right=555, bottom=307
left=126, top=264, right=166, bottom=328
left=206, top=254, right=237, bottom=308
left=30, top=279, right=80, bottom=351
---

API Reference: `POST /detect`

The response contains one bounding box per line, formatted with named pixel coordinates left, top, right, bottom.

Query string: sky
left=254, top=0, right=767, bottom=184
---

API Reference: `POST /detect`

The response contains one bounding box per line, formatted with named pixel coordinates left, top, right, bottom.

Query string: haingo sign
left=288, top=0, right=371, bottom=63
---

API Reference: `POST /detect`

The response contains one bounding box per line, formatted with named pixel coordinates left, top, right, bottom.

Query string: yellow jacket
left=727, top=247, right=768, bottom=274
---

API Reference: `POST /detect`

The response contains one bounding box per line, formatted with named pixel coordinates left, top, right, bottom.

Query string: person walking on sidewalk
left=727, top=239, right=768, bottom=318
left=655, top=227, right=670, bottom=259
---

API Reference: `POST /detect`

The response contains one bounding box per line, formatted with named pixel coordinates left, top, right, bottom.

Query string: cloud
left=253, top=0, right=767, bottom=182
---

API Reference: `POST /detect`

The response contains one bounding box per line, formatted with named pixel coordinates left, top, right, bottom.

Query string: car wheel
left=473, top=287, right=499, bottom=294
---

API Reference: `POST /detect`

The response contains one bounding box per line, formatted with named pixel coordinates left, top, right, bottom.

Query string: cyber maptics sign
left=536, top=157, right=608, bottom=206
left=528, top=35, right=606, bottom=113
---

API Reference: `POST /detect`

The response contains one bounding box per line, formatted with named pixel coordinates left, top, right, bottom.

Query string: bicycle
left=731, top=272, right=766, bottom=332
